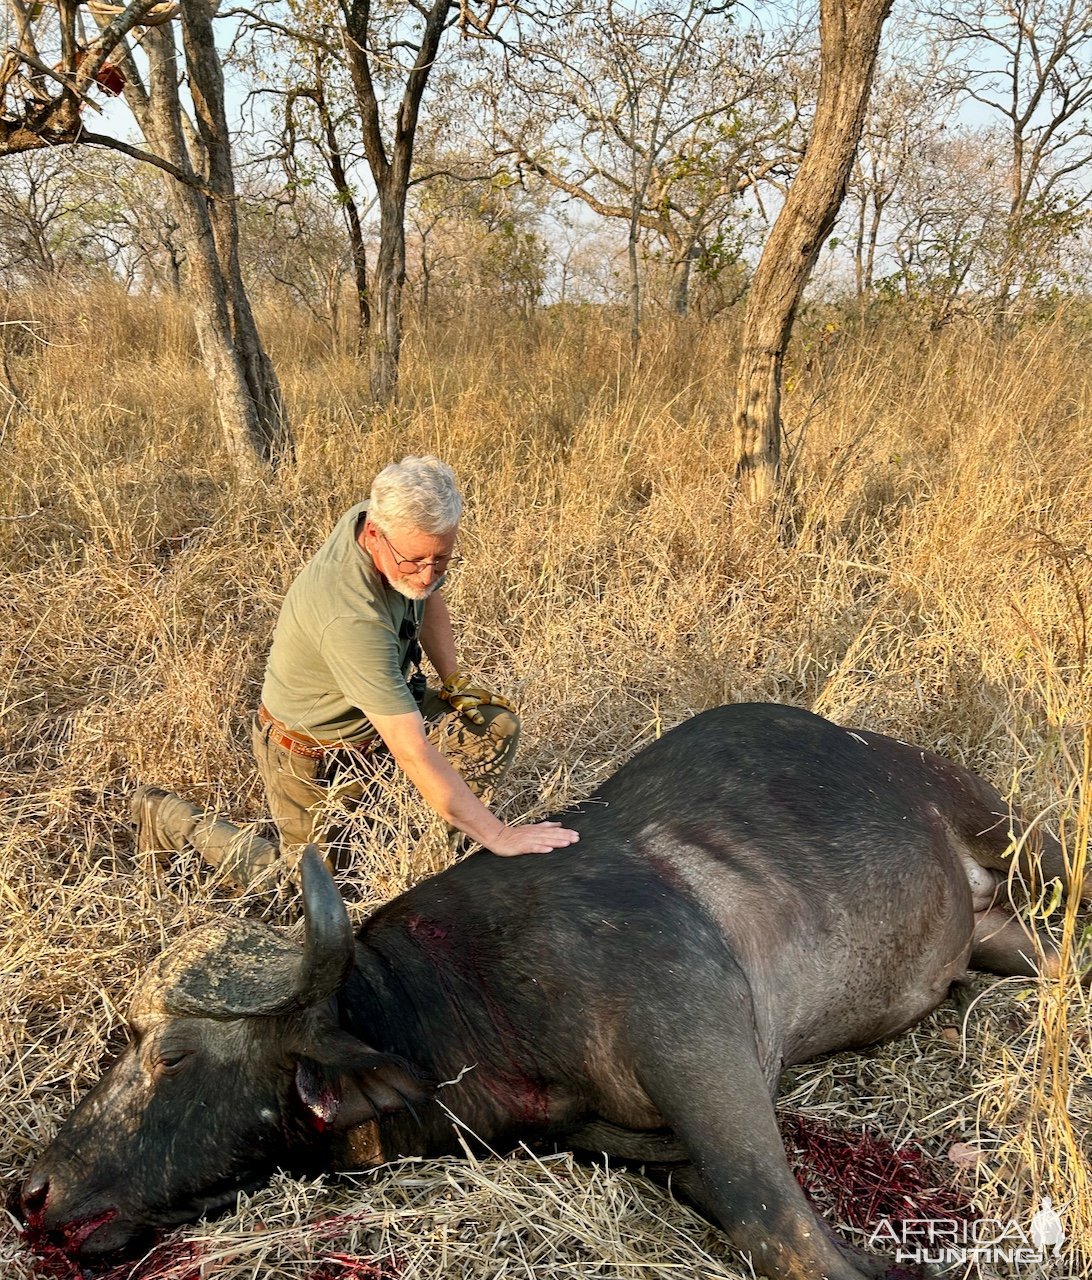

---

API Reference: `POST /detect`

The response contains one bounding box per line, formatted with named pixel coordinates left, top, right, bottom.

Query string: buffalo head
left=19, top=848, right=432, bottom=1259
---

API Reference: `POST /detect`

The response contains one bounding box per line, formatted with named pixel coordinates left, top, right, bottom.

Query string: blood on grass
left=780, top=1112, right=977, bottom=1231
left=24, top=1237, right=201, bottom=1280
left=25, top=1226, right=404, bottom=1280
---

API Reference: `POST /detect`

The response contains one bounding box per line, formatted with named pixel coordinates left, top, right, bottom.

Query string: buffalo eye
left=156, top=1050, right=192, bottom=1076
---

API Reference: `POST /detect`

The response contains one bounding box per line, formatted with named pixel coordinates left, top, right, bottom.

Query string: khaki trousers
left=251, top=690, right=521, bottom=853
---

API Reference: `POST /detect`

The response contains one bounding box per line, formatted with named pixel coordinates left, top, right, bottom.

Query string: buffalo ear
left=294, top=1036, right=434, bottom=1132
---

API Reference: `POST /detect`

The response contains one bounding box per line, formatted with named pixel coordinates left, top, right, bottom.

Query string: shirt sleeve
left=318, top=614, right=419, bottom=718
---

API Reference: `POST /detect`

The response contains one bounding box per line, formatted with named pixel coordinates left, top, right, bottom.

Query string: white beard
left=388, top=576, right=440, bottom=602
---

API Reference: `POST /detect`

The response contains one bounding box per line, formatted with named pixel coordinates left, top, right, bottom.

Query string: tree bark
left=733, top=0, right=893, bottom=506
left=419, top=225, right=432, bottom=320
left=343, top=0, right=453, bottom=405
left=370, top=181, right=407, bottom=403
left=312, top=75, right=370, bottom=354
left=627, top=218, right=640, bottom=362
left=179, top=0, right=290, bottom=464
left=166, top=239, right=182, bottom=292
left=347, top=206, right=371, bottom=357
left=139, top=23, right=288, bottom=476
left=668, top=240, right=698, bottom=317
left=0, top=104, right=81, bottom=154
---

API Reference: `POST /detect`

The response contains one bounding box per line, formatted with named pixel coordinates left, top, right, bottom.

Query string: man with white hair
left=134, top=456, right=578, bottom=880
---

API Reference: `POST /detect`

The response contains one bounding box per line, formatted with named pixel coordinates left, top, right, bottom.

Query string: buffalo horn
left=291, top=844, right=356, bottom=1009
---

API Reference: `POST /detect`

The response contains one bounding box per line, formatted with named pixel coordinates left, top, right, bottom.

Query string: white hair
left=369, top=456, right=463, bottom=536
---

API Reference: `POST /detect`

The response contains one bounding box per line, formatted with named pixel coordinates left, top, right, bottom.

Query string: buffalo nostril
left=20, top=1171, right=50, bottom=1221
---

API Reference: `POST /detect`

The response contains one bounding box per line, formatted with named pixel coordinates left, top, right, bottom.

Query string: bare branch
left=220, top=6, right=339, bottom=54
left=79, top=129, right=220, bottom=195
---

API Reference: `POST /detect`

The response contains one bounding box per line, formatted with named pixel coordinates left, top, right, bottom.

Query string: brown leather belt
left=258, top=705, right=379, bottom=761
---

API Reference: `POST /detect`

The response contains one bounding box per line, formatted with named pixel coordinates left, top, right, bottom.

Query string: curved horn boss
left=134, top=847, right=354, bottom=1021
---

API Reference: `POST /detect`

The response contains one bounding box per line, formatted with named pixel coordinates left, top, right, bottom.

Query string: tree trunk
left=627, top=220, right=640, bottom=362
left=179, top=0, right=290, bottom=465
left=668, top=242, right=697, bottom=317
left=853, top=177, right=867, bottom=296
left=733, top=0, right=893, bottom=506
left=348, top=208, right=371, bottom=358
left=371, top=180, right=407, bottom=404
left=419, top=229, right=431, bottom=321
left=134, top=28, right=272, bottom=476
left=864, top=195, right=882, bottom=292
left=166, top=238, right=183, bottom=292
left=342, top=0, right=452, bottom=406
left=313, top=75, right=370, bottom=354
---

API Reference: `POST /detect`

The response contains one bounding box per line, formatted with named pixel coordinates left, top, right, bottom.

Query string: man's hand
left=439, top=668, right=517, bottom=726
left=484, top=821, right=581, bottom=857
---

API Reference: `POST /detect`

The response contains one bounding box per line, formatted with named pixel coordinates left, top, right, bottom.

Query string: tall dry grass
left=0, top=287, right=1089, bottom=1277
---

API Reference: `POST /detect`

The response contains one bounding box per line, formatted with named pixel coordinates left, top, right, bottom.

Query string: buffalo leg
left=658, top=1164, right=891, bottom=1280
left=853, top=731, right=1089, bottom=903
left=631, top=996, right=877, bottom=1280
left=567, top=1120, right=688, bottom=1164
left=971, top=908, right=1061, bottom=979
left=974, top=826, right=1088, bottom=907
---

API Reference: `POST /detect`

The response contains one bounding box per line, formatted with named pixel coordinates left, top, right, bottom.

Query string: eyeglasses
left=378, top=530, right=461, bottom=575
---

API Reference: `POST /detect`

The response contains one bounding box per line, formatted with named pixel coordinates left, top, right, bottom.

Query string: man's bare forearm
left=371, top=707, right=580, bottom=857
left=394, top=736, right=579, bottom=856
left=393, top=735, right=509, bottom=845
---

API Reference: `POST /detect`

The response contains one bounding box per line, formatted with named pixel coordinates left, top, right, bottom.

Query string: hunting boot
left=131, top=785, right=201, bottom=858
left=130, top=785, right=280, bottom=889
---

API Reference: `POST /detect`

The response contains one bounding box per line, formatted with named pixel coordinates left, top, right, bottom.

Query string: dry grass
left=1, top=288, right=1090, bottom=1278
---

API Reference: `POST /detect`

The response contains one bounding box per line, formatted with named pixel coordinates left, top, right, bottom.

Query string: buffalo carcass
left=20, top=703, right=1081, bottom=1279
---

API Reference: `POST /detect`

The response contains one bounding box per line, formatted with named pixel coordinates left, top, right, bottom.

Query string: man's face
left=361, top=519, right=458, bottom=600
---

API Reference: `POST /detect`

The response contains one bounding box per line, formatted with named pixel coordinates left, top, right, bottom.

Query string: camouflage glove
left=438, top=669, right=517, bottom=727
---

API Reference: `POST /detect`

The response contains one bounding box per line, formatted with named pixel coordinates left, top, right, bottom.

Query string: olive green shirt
left=261, top=502, right=425, bottom=741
